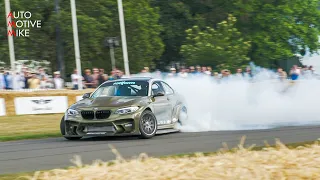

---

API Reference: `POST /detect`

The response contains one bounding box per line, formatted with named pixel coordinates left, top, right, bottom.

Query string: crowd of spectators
left=0, top=64, right=317, bottom=90
left=0, top=66, right=64, bottom=90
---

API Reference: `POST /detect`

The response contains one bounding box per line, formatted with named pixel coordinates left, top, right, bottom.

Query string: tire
left=60, top=117, right=82, bottom=140
left=178, top=106, right=188, bottom=125
left=139, top=110, right=157, bottom=139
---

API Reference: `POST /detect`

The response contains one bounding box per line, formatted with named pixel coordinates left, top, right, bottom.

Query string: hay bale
left=0, top=89, right=94, bottom=116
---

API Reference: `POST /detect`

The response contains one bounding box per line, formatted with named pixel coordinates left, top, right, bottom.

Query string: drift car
left=60, top=77, right=188, bottom=140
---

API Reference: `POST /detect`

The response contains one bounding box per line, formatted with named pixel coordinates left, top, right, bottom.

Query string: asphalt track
left=1, top=125, right=320, bottom=174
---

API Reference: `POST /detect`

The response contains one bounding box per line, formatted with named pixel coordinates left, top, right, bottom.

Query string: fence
left=0, top=89, right=93, bottom=116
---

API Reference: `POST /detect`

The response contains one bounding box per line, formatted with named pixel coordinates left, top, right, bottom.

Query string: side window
left=151, top=82, right=164, bottom=95
left=161, top=82, right=174, bottom=95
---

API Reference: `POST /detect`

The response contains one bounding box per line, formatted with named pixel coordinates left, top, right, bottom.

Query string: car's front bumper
left=63, top=109, right=143, bottom=137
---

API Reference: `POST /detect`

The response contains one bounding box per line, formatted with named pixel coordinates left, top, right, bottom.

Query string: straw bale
left=0, top=89, right=93, bottom=116
left=22, top=139, right=320, bottom=180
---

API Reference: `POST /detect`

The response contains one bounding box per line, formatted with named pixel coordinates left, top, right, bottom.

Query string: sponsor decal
left=14, top=96, right=68, bottom=115
left=113, top=81, right=136, bottom=85
left=31, top=99, right=52, bottom=105
left=158, top=120, right=172, bottom=125
left=124, top=124, right=133, bottom=127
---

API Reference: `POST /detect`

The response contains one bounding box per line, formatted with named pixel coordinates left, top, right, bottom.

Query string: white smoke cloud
left=135, top=69, right=320, bottom=132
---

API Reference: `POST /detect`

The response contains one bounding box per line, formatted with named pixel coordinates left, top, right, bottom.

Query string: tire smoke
left=134, top=69, right=320, bottom=132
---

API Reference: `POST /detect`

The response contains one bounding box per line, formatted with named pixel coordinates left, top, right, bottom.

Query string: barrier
left=14, top=96, right=68, bottom=115
left=0, top=89, right=93, bottom=116
left=0, top=98, right=5, bottom=116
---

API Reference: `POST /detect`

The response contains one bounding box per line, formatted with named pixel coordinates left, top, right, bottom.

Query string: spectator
left=4, top=70, right=12, bottom=90
left=23, top=71, right=31, bottom=89
left=235, top=68, right=244, bottom=79
left=201, top=66, right=207, bottom=73
left=140, top=67, right=152, bottom=77
left=277, top=68, right=287, bottom=81
left=114, top=69, right=122, bottom=79
left=28, top=72, right=40, bottom=89
left=108, top=70, right=116, bottom=80
left=12, top=71, right=25, bottom=90
left=38, top=67, right=48, bottom=89
left=309, top=66, right=315, bottom=74
left=220, top=69, right=231, bottom=82
left=83, top=69, right=95, bottom=88
left=189, top=66, right=196, bottom=74
left=167, top=67, right=177, bottom=77
left=98, top=69, right=108, bottom=85
left=205, top=66, right=212, bottom=75
left=244, top=67, right=253, bottom=80
left=71, top=69, right=83, bottom=90
left=92, top=68, right=100, bottom=88
left=0, top=68, right=4, bottom=89
left=289, top=65, right=300, bottom=80
left=178, top=68, right=188, bottom=78
left=53, top=71, right=64, bottom=89
left=195, top=65, right=201, bottom=74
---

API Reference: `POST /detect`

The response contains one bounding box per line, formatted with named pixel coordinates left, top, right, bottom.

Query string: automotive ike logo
left=7, top=11, right=42, bottom=37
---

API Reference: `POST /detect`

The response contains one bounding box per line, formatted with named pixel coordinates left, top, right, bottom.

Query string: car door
left=160, top=81, right=177, bottom=123
left=151, top=81, right=171, bottom=125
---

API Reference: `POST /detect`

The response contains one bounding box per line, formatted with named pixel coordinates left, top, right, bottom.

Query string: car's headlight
left=66, top=109, right=80, bottom=117
left=115, top=107, right=139, bottom=115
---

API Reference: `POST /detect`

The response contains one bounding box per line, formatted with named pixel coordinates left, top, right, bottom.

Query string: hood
left=70, top=96, right=150, bottom=109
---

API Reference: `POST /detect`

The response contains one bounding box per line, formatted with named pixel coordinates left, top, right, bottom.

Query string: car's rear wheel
left=139, top=110, right=157, bottom=139
left=60, top=117, right=82, bottom=140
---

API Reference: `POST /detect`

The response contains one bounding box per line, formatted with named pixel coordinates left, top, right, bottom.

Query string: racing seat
left=152, top=87, right=163, bottom=96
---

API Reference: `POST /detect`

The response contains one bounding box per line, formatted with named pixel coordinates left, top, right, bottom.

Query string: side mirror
left=82, top=92, right=91, bottom=99
left=152, top=92, right=165, bottom=97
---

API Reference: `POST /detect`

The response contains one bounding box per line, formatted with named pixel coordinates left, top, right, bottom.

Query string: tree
left=181, top=14, right=251, bottom=72
left=232, top=0, right=320, bottom=67
left=151, top=0, right=195, bottom=70
left=0, top=0, right=164, bottom=75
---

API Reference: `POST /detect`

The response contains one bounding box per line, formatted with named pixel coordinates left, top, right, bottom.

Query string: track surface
left=1, top=125, right=320, bottom=174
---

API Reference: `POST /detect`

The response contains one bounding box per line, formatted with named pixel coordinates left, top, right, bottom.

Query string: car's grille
left=81, top=111, right=94, bottom=120
left=81, top=110, right=111, bottom=120
left=95, top=110, right=111, bottom=119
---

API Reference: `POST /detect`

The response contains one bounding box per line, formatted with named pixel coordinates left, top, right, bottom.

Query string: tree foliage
left=0, top=0, right=319, bottom=74
left=0, top=0, right=164, bottom=76
left=154, top=0, right=320, bottom=69
left=232, top=0, right=320, bottom=67
left=181, top=15, right=251, bottom=71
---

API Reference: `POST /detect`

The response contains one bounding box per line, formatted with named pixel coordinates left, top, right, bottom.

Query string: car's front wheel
left=139, top=110, right=157, bottom=139
left=60, top=117, right=82, bottom=140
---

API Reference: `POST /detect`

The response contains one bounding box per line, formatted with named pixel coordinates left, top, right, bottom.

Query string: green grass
left=0, top=140, right=318, bottom=180
left=0, top=133, right=62, bottom=142
left=0, top=114, right=63, bottom=142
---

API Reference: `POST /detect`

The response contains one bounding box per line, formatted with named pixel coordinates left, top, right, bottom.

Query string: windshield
left=91, top=80, right=149, bottom=98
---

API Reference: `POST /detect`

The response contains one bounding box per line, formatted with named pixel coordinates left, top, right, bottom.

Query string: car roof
left=106, top=77, right=156, bottom=83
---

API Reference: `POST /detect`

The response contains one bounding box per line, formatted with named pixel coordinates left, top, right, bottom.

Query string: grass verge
left=1, top=138, right=319, bottom=180
left=0, top=114, right=62, bottom=142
